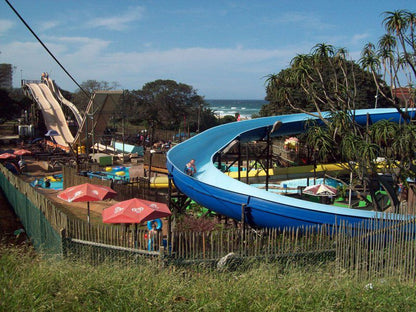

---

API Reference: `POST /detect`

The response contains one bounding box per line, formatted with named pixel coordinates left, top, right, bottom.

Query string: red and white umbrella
left=14, top=149, right=32, bottom=156
left=302, top=184, right=338, bottom=197
left=58, top=183, right=117, bottom=224
left=102, top=198, right=171, bottom=224
left=0, top=153, right=17, bottom=160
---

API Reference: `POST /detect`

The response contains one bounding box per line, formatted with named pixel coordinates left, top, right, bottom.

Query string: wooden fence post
left=241, top=204, right=246, bottom=255
left=159, top=245, right=165, bottom=266
left=61, top=228, right=67, bottom=258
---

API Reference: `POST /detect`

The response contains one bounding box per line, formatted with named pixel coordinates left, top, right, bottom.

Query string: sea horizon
left=205, top=99, right=267, bottom=119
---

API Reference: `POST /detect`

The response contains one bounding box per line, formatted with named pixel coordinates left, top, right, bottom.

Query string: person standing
left=148, top=222, right=159, bottom=251
left=18, top=157, right=27, bottom=173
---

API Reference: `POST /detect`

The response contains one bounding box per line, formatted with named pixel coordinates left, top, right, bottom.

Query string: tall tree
left=0, top=88, right=30, bottom=120
left=130, top=79, right=211, bottom=132
left=261, top=44, right=389, bottom=119
left=71, top=80, right=120, bottom=112
left=360, top=10, right=416, bottom=117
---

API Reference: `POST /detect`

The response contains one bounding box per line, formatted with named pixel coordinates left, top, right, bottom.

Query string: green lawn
left=1, top=245, right=415, bottom=311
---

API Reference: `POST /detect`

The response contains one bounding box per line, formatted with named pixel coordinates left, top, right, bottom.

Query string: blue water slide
left=166, top=108, right=411, bottom=229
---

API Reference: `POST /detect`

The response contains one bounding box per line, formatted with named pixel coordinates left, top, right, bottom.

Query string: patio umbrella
left=58, top=183, right=117, bottom=224
left=45, top=129, right=60, bottom=137
left=29, top=137, right=43, bottom=144
left=102, top=198, right=171, bottom=248
left=0, top=153, right=17, bottom=160
left=14, top=149, right=32, bottom=156
left=102, top=198, right=171, bottom=224
left=302, top=184, right=338, bottom=197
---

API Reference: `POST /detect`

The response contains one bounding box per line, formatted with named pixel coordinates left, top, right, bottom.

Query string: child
left=184, top=159, right=197, bottom=176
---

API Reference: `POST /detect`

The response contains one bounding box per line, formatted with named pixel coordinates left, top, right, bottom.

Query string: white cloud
left=86, top=6, right=144, bottom=31
left=39, top=20, right=60, bottom=32
left=350, top=33, right=370, bottom=45
left=68, top=46, right=297, bottom=97
left=0, top=19, right=14, bottom=36
left=271, top=12, right=333, bottom=31
left=3, top=35, right=299, bottom=98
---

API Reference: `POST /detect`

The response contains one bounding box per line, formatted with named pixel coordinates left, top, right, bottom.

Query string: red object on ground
left=58, top=183, right=117, bottom=224
left=13, top=149, right=32, bottom=156
left=0, top=153, right=17, bottom=159
left=102, top=198, right=171, bottom=224
left=302, top=184, right=338, bottom=197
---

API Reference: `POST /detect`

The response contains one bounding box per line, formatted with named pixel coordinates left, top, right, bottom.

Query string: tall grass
left=1, top=245, right=415, bottom=311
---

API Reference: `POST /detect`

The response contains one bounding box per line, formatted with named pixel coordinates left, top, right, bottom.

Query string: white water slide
left=45, top=78, right=83, bottom=126
left=25, top=83, right=75, bottom=148
left=24, top=79, right=123, bottom=151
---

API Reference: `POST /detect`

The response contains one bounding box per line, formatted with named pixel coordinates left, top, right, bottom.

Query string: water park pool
left=83, top=166, right=130, bottom=182
left=215, top=163, right=247, bottom=172
left=30, top=166, right=130, bottom=190
left=251, top=178, right=342, bottom=195
left=30, top=174, right=63, bottom=190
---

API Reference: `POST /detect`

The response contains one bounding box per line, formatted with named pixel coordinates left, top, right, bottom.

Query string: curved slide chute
left=45, top=78, right=83, bottom=126
left=25, top=78, right=122, bottom=152
left=25, top=83, right=75, bottom=149
left=167, top=108, right=413, bottom=229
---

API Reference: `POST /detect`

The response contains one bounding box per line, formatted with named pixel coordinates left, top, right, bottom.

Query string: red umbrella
left=58, top=183, right=117, bottom=224
left=14, top=149, right=32, bottom=156
left=302, top=184, right=338, bottom=197
left=0, top=153, right=17, bottom=160
left=102, top=198, right=171, bottom=224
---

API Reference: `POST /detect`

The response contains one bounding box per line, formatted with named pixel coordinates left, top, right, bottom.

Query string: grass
left=1, top=245, right=416, bottom=311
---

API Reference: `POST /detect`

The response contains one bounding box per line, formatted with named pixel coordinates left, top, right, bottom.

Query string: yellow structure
left=225, top=163, right=349, bottom=179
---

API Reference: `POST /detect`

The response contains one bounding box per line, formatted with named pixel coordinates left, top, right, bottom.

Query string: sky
left=0, top=1, right=415, bottom=99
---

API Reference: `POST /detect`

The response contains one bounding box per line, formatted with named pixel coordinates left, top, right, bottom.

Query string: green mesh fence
left=0, top=171, right=62, bottom=255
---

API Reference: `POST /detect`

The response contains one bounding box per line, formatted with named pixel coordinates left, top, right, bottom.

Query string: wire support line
left=5, top=0, right=90, bottom=98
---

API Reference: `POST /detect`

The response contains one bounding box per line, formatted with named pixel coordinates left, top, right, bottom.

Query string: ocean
left=206, top=99, right=267, bottom=119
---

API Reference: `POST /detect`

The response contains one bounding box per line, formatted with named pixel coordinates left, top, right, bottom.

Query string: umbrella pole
left=134, top=223, right=138, bottom=248
left=87, top=202, right=90, bottom=224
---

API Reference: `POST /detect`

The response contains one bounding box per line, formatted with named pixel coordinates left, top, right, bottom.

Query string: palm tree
left=312, top=43, right=335, bottom=59
left=290, top=54, right=314, bottom=84
left=358, top=141, right=380, bottom=167
left=304, top=123, right=335, bottom=163
left=383, top=10, right=408, bottom=37
left=392, top=123, right=416, bottom=167
left=327, top=110, right=356, bottom=141
left=360, top=48, right=380, bottom=74
left=264, top=73, right=280, bottom=100
left=383, top=10, right=416, bottom=77
left=340, top=132, right=362, bottom=161
left=378, top=33, right=397, bottom=53
left=335, top=47, right=348, bottom=60
left=369, top=119, right=398, bottom=156
left=377, top=34, right=397, bottom=85
left=359, top=44, right=383, bottom=109
left=404, top=11, right=416, bottom=49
